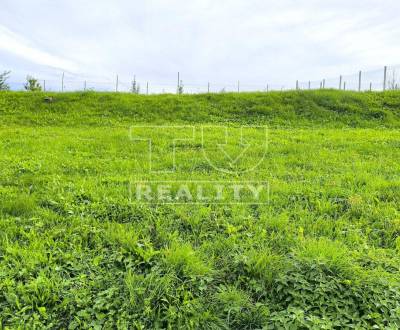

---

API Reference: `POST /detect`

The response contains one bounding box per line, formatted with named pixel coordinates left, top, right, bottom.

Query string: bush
left=24, top=76, right=42, bottom=92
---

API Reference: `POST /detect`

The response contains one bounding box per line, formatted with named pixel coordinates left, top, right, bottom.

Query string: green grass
left=0, top=90, right=400, bottom=328
left=1, top=89, right=400, bottom=127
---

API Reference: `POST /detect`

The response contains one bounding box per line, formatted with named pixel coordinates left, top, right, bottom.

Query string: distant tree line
left=0, top=71, right=43, bottom=91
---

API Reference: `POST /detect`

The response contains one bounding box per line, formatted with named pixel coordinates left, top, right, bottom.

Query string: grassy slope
left=0, top=89, right=400, bottom=127
left=0, top=91, right=400, bottom=328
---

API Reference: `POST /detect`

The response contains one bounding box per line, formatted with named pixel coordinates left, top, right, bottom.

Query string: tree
left=131, top=76, right=140, bottom=94
left=0, top=71, right=11, bottom=91
left=177, top=80, right=184, bottom=94
left=24, top=76, right=42, bottom=92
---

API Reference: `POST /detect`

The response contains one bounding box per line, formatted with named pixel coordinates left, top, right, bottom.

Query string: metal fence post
left=177, top=72, right=180, bottom=94
left=339, top=75, right=342, bottom=90
left=383, top=66, right=387, bottom=91
left=61, top=72, right=64, bottom=92
left=358, top=71, right=362, bottom=91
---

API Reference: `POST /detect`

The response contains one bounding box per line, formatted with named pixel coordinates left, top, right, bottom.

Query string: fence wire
left=5, top=65, right=400, bottom=94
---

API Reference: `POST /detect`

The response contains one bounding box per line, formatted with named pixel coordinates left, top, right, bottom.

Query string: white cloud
left=0, top=25, right=77, bottom=72
left=0, top=0, right=399, bottom=90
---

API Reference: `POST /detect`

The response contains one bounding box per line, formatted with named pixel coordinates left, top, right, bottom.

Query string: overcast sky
left=1, top=0, right=400, bottom=90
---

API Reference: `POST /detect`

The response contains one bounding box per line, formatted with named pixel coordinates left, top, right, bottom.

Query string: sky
left=1, top=0, right=400, bottom=91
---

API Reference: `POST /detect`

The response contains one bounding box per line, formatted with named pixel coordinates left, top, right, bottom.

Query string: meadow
left=0, top=90, right=400, bottom=328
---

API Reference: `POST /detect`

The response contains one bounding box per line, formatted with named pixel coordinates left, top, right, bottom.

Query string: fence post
left=208, top=82, right=210, bottom=93
left=266, top=84, right=269, bottom=92
left=84, top=80, right=86, bottom=91
left=116, top=75, right=119, bottom=92
left=369, top=82, right=372, bottom=91
left=237, top=80, right=240, bottom=93
left=43, top=80, right=46, bottom=92
left=146, top=82, right=149, bottom=95
left=358, top=71, right=362, bottom=91
left=383, top=66, right=387, bottom=91
left=177, top=72, right=180, bottom=94
left=339, top=75, right=342, bottom=90
left=61, top=72, right=64, bottom=92
left=344, top=82, right=346, bottom=91
left=296, top=80, right=299, bottom=90
left=308, top=81, right=311, bottom=90
left=323, top=79, right=325, bottom=89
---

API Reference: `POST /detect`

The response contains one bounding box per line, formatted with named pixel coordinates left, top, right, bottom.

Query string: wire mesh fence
left=297, top=66, right=400, bottom=92
left=5, top=65, right=400, bottom=94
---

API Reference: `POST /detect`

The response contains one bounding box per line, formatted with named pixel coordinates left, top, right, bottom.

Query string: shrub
left=24, top=76, right=42, bottom=92
left=131, top=76, right=140, bottom=94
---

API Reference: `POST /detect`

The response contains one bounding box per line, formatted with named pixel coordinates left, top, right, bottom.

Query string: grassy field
left=1, top=90, right=400, bottom=328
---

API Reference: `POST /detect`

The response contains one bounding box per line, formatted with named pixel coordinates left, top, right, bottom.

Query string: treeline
left=0, top=71, right=44, bottom=92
